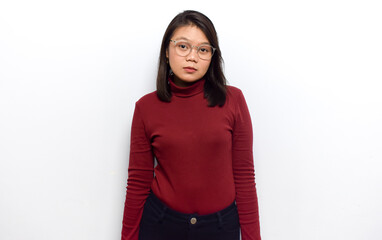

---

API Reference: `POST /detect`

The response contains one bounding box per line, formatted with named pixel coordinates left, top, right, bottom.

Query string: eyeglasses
left=170, top=39, right=216, bottom=60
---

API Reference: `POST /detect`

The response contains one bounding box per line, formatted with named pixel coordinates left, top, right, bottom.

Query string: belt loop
left=158, top=206, right=167, bottom=224
left=217, top=211, right=222, bottom=229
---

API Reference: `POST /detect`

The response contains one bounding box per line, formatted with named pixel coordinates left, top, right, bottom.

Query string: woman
left=121, top=10, right=261, bottom=240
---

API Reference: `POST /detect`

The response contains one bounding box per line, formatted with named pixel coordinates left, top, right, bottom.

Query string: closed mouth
left=184, top=67, right=197, bottom=71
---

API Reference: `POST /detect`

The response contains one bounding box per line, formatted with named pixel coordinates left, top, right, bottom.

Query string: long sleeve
left=121, top=103, right=154, bottom=240
left=232, top=90, right=261, bottom=240
left=121, top=83, right=261, bottom=239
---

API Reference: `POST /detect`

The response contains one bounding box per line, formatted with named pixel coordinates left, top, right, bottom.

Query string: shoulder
left=227, top=85, right=243, bottom=96
left=134, top=90, right=170, bottom=116
left=135, top=91, right=159, bottom=106
left=132, top=91, right=160, bottom=114
left=225, top=85, right=251, bottom=116
left=226, top=85, right=246, bottom=103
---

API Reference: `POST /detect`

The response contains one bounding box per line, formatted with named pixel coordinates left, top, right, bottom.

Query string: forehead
left=171, top=25, right=210, bottom=45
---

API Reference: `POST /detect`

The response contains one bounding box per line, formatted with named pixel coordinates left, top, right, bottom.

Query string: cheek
left=200, top=61, right=211, bottom=73
left=168, top=52, right=183, bottom=67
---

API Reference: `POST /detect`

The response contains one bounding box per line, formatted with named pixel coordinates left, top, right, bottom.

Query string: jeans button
left=190, top=217, right=197, bottom=224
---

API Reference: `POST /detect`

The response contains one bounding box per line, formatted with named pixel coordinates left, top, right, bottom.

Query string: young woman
left=121, top=10, right=261, bottom=240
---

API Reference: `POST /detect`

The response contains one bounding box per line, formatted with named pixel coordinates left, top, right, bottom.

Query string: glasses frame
left=169, top=39, right=216, bottom=60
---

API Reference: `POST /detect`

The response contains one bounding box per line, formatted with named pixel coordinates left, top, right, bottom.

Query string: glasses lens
left=175, top=41, right=191, bottom=56
left=173, top=41, right=215, bottom=60
left=198, top=45, right=214, bottom=60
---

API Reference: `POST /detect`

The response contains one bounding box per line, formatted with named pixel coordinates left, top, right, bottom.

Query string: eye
left=177, top=42, right=189, bottom=51
left=199, top=45, right=212, bottom=54
left=199, top=47, right=209, bottom=53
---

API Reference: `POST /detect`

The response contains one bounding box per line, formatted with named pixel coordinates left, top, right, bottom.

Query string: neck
left=168, top=77, right=205, bottom=98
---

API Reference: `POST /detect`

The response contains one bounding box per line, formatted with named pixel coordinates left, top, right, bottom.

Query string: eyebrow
left=174, top=37, right=210, bottom=45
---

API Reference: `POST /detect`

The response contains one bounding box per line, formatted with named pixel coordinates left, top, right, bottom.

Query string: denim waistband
left=145, top=191, right=237, bottom=224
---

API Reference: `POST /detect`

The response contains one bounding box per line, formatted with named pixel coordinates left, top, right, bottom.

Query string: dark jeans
left=138, top=191, right=240, bottom=240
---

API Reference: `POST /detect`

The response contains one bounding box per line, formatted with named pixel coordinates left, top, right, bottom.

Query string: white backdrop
left=1, top=0, right=381, bottom=239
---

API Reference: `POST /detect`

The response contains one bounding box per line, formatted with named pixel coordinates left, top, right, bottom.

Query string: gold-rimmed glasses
left=170, top=39, right=216, bottom=60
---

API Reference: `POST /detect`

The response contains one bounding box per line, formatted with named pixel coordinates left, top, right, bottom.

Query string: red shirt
left=122, top=78, right=261, bottom=240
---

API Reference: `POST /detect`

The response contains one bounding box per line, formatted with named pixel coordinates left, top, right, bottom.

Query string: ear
left=166, top=48, right=169, bottom=59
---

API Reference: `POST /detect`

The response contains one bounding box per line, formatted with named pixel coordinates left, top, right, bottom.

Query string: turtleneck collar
left=169, top=77, right=205, bottom=97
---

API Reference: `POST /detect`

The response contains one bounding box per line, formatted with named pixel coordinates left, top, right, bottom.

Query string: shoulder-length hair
left=156, top=10, right=227, bottom=107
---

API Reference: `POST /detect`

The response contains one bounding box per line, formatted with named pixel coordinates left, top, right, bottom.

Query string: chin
left=180, top=76, right=202, bottom=82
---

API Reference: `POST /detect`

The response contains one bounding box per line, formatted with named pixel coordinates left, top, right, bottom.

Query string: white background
left=1, top=0, right=381, bottom=239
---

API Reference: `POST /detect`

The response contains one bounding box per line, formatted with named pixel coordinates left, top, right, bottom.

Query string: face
left=166, top=25, right=212, bottom=87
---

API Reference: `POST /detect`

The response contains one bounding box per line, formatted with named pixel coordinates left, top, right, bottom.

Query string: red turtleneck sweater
left=121, top=79, right=261, bottom=240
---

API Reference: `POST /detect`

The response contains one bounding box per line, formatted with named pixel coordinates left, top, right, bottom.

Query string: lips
left=183, top=67, right=197, bottom=73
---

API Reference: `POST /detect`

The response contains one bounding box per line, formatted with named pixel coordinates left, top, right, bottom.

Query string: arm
left=121, top=103, right=154, bottom=240
left=232, top=89, right=261, bottom=240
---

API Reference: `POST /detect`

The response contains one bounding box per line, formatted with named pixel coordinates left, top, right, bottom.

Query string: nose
left=186, top=47, right=199, bottom=62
